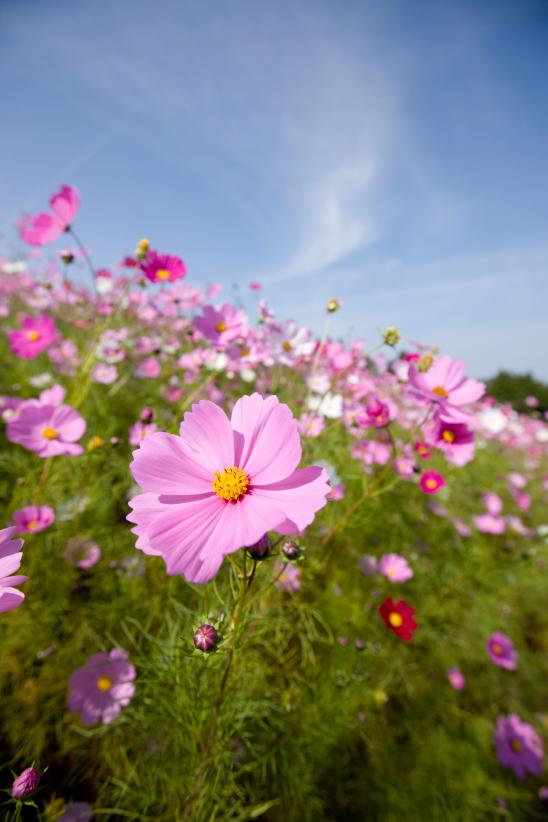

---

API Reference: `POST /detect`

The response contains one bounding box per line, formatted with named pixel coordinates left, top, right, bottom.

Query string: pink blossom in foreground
left=494, top=714, right=544, bottom=779
left=18, top=185, right=79, bottom=246
left=487, top=632, right=517, bottom=670
left=12, top=505, right=55, bottom=534
left=0, top=526, right=27, bottom=613
left=419, top=470, right=446, bottom=494
left=408, top=355, right=485, bottom=422
left=8, top=315, right=58, bottom=359
left=7, top=401, right=86, bottom=456
left=68, top=648, right=136, bottom=726
left=141, top=250, right=187, bottom=283
left=379, top=553, right=413, bottom=582
left=127, top=394, right=330, bottom=584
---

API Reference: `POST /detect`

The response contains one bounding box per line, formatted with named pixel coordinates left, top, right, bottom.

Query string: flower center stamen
left=156, top=268, right=171, bottom=280
left=425, top=478, right=437, bottom=489
left=389, top=612, right=403, bottom=628
left=511, top=739, right=522, bottom=753
left=97, top=676, right=112, bottom=692
left=215, top=321, right=227, bottom=333
left=432, top=386, right=448, bottom=398
left=41, top=426, right=58, bottom=440
left=27, top=520, right=40, bottom=530
left=282, top=341, right=293, bottom=352
left=442, top=429, right=455, bottom=443
left=27, top=330, right=40, bottom=341
left=492, top=643, right=503, bottom=655
left=212, top=466, right=250, bottom=501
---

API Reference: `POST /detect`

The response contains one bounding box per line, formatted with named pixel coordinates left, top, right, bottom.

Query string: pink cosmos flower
left=494, top=714, right=544, bottom=779
left=7, top=401, right=86, bottom=457
left=446, top=667, right=466, bottom=690
left=419, top=470, right=446, bottom=494
left=0, top=526, right=27, bottom=613
left=474, top=514, right=506, bottom=534
left=8, top=315, right=58, bottom=359
left=141, top=251, right=187, bottom=283
left=68, top=648, right=136, bottom=726
left=297, top=412, right=325, bottom=438
left=12, top=505, right=55, bottom=534
left=408, top=355, right=485, bottom=422
left=426, top=419, right=475, bottom=466
left=18, top=185, right=79, bottom=246
left=487, top=632, right=517, bottom=670
left=194, top=303, right=247, bottom=347
left=134, top=357, right=162, bottom=379
left=127, top=394, right=330, bottom=584
left=379, top=552, right=413, bottom=582
left=249, top=281, right=262, bottom=291
left=64, top=538, right=101, bottom=569
left=356, top=396, right=393, bottom=428
left=92, top=364, right=118, bottom=384
left=129, top=421, right=158, bottom=446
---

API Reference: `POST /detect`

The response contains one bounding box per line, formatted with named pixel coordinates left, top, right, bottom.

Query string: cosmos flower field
left=1, top=186, right=547, bottom=821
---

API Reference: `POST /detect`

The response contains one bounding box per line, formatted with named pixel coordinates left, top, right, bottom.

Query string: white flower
left=478, top=408, right=507, bottom=434
left=307, top=392, right=343, bottom=419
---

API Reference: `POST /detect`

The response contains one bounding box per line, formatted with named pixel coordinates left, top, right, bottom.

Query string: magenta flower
left=446, top=667, right=466, bottom=690
left=8, top=315, right=58, bottom=359
left=11, top=766, right=40, bottom=799
left=356, top=396, right=393, bottom=428
left=419, top=470, right=446, bottom=494
left=0, top=526, right=27, bottom=613
left=12, top=505, right=55, bottom=535
left=194, top=303, right=247, bottom=347
left=379, top=552, right=413, bottom=582
left=409, top=355, right=485, bottom=421
left=18, top=185, right=79, bottom=246
left=7, top=401, right=86, bottom=456
left=487, top=632, right=517, bottom=670
left=141, top=250, right=187, bottom=283
left=127, top=394, right=330, bottom=584
left=68, top=648, right=136, bottom=726
left=494, top=714, right=544, bottom=779
left=426, top=419, right=475, bottom=466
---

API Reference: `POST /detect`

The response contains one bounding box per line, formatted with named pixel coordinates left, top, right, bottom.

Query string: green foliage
left=486, top=371, right=548, bottom=415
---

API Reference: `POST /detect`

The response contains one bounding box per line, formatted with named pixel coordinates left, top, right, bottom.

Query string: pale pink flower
left=7, top=401, right=86, bottom=457
left=0, top=526, right=27, bottom=612
left=379, top=553, right=413, bottom=582
left=408, top=355, right=485, bottom=422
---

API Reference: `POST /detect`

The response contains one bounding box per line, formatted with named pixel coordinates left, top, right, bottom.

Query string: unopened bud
left=59, top=249, right=75, bottom=265
left=326, top=297, right=341, bottom=313
left=417, top=353, right=435, bottom=372
left=247, top=534, right=271, bottom=560
left=139, top=407, right=154, bottom=423
left=12, top=766, right=40, bottom=799
left=382, top=326, right=400, bottom=346
left=193, top=624, right=218, bottom=652
left=282, top=540, right=300, bottom=560
left=135, top=238, right=150, bottom=260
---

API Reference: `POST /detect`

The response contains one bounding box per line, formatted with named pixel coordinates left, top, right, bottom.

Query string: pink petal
left=130, top=432, right=213, bottom=495
left=179, top=401, right=234, bottom=472
left=0, top=587, right=25, bottom=612
left=231, top=394, right=301, bottom=483
left=252, top=466, right=330, bottom=532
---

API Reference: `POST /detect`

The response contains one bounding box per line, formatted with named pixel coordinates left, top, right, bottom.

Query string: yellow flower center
left=41, top=426, right=58, bottom=440
left=432, top=386, right=448, bottom=398
left=212, top=466, right=249, bottom=501
left=240, top=346, right=250, bottom=357
left=511, top=739, right=522, bottom=753
left=27, top=330, right=40, bottom=341
left=388, top=612, right=403, bottom=628
left=282, top=341, right=293, bottom=352
left=425, top=478, right=437, bottom=490
left=27, top=520, right=40, bottom=530
left=492, top=643, right=503, bottom=655
left=97, top=676, right=112, bottom=692
left=215, top=321, right=227, bottom=333
left=442, top=429, right=455, bottom=443
left=156, top=268, right=171, bottom=280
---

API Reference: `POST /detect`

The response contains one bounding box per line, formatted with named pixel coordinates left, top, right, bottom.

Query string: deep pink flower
left=379, top=553, right=413, bottom=582
left=8, top=315, right=58, bottom=359
left=426, top=419, right=475, bottom=466
left=494, top=714, right=544, bottom=779
left=11, top=766, right=40, bottom=799
left=356, top=396, right=393, bottom=428
left=409, top=355, right=485, bottom=422
left=419, top=470, right=446, bottom=494
left=0, top=526, right=27, bottom=613
left=68, top=648, right=136, bottom=726
left=487, top=632, right=517, bottom=670
left=12, top=505, right=55, bottom=534
left=141, top=251, right=187, bottom=284
left=127, top=394, right=330, bottom=584
left=7, top=401, right=86, bottom=457
left=18, top=185, right=79, bottom=246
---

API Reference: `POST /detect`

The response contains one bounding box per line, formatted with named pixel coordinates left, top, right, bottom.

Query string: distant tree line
left=485, top=371, right=548, bottom=415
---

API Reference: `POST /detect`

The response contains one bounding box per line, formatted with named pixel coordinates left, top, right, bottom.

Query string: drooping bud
left=382, top=326, right=401, bottom=347
left=282, top=540, right=300, bottom=561
left=246, top=534, right=271, bottom=560
left=12, top=766, right=40, bottom=799
left=326, top=297, right=341, bottom=313
left=193, top=624, right=218, bottom=652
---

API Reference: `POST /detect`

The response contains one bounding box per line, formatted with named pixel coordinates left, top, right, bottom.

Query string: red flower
left=379, top=597, right=418, bottom=641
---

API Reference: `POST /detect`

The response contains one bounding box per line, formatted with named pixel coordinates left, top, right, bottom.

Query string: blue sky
left=1, top=0, right=547, bottom=378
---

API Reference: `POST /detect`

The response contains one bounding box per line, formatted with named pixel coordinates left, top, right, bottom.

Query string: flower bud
left=326, top=297, right=341, bottom=313
left=382, top=326, right=400, bottom=346
left=282, top=540, right=300, bottom=560
left=193, top=624, right=218, bottom=652
left=135, top=238, right=150, bottom=260
left=139, top=407, right=154, bottom=423
left=59, top=249, right=75, bottom=265
left=246, top=534, right=271, bottom=560
left=12, top=766, right=40, bottom=799
left=417, top=353, right=435, bottom=372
